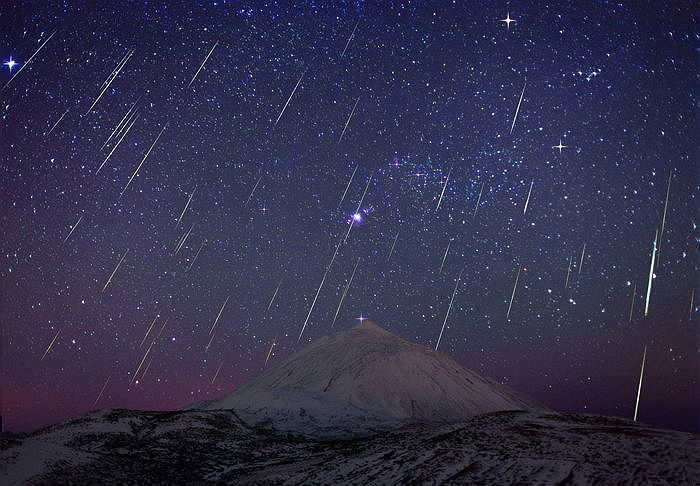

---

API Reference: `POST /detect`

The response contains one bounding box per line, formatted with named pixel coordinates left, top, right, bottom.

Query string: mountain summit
left=193, top=321, right=544, bottom=434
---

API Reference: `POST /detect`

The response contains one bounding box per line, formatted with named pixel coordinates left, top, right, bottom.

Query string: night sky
left=1, top=1, right=697, bottom=434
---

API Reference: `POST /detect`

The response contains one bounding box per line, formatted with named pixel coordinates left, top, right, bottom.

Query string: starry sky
left=1, top=1, right=697, bottom=434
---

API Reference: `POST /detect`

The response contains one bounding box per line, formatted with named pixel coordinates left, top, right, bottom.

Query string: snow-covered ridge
left=194, top=320, right=545, bottom=430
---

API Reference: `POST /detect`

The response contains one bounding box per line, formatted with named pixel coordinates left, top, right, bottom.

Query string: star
left=352, top=212, right=362, bottom=223
left=356, top=314, right=367, bottom=324
left=3, top=57, right=18, bottom=72
left=552, top=139, right=568, bottom=153
left=499, top=12, right=517, bottom=30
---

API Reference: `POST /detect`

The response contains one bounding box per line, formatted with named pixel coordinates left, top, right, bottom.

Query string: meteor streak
left=266, top=279, right=283, bottom=311
left=101, top=98, right=140, bottom=149
left=439, top=240, right=451, bottom=274
left=210, top=296, right=230, bottom=335
left=93, top=376, right=111, bottom=407
left=264, top=336, right=277, bottom=366
left=338, top=96, right=360, bottom=144
left=129, top=341, right=154, bottom=387
left=644, top=231, right=657, bottom=317
left=510, top=82, right=526, bottom=134
left=140, top=314, right=159, bottom=348
left=175, top=186, right=196, bottom=229
left=564, top=254, right=573, bottom=289
left=120, top=123, right=168, bottom=197
left=435, top=269, right=464, bottom=351
left=244, top=176, right=262, bottom=206
left=387, top=231, right=399, bottom=262
left=506, top=266, right=521, bottom=320
left=628, top=282, right=637, bottom=323
left=473, top=182, right=485, bottom=217
left=41, top=330, right=60, bottom=361
left=331, top=257, right=360, bottom=328
left=186, top=240, right=206, bottom=272
left=523, top=180, right=533, bottom=214
left=274, top=68, right=306, bottom=126
left=188, top=41, right=219, bottom=88
left=212, top=361, right=224, bottom=384
left=96, top=111, right=139, bottom=174
left=102, top=249, right=129, bottom=292
left=62, top=214, right=84, bottom=244
left=84, top=50, right=134, bottom=116
left=337, top=165, right=357, bottom=209
left=578, top=243, right=586, bottom=274
left=174, top=224, right=194, bottom=255
left=46, top=109, right=69, bottom=136
left=435, top=168, right=452, bottom=211
left=2, top=31, right=56, bottom=91
left=633, top=345, right=647, bottom=421
left=340, top=21, right=359, bottom=59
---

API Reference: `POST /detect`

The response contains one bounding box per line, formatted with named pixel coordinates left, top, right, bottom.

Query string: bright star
left=3, top=57, right=18, bottom=72
left=552, top=139, right=568, bottom=153
left=352, top=212, right=362, bottom=222
left=356, top=314, right=367, bottom=323
left=499, top=12, right=517, bottom=29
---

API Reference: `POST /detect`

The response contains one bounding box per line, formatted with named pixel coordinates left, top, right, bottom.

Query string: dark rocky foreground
left=2, top=408, right=697, bottom=485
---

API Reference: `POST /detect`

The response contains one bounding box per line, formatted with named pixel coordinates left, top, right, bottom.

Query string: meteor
left=473, top=182, right=485, bottom=217
left=657, top=169, right=673, bottom=267
left=139, top=314, right=159, bottom=348
left=266, top=278, right=283, bottom=312
left=96, top=111, right=139, bottom=174
left=186, top=240, right=206, bottom=273
left=299, top=234, right=345, bottom=341
left=264, top=336, right=277, bottom=366
left=84, top=50, right=134, bottom=116
left=274, top=68, right=307, bottom=126
left=212, top=361, right=224, bottom=384
left=340, top=21, right=359, bottom=59
left=41, top=329, right=61, bottom=361
left=175, top=186, right=197, bottom=229
left=93, top=376, right=111, bottom=407
left=244, top=176, right=262, bottom=206
left=506, top=265, right=521, bottom=320
left=101, top=97, right=140, bottom=149
left=338, top=96, right=360, bottom=144
left=439, top=240, right=451, bottom=274
left=633, top=345, right=647, bottom=421
left=62, top=214, right=84, bottom=244
left=102, top=249, right=129, bottom=292
left=129, top=341, right=154, bottom=387
left=337, top=165, right=357, bottom=209
left=174, top=224, right=194, bottom=255
left=435, top=269, right=464, bottom=351
left=644, top=231, right=657, bottom=317
left=188, top=41, right=219, bottom=88
left=331, top=257, right=360, bottom=328
left=2, top=31, right=56, bottom=91
left=564, top=254, right=573, bottom=289
left=46, top=108, right=70, bottom=136
left=387, top=231, right=399, bottom=262
left=435, top=167, right=452, bottom=211
left=578, top=243, right=586, bottom=274
left=120, top=123, right=168, bottom=197
left=523, top=180, right=533, bottom=215
left=510, top=82, right=526, bottom=135
left=690, top=289, right=695, bottom=321
left=210, top=296, right=230, bottom=335
left=628, top=282, right=637, bottom=323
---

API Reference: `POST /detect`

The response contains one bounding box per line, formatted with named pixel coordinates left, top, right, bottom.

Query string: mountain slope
left=195, top=321, right=544, bottom=430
